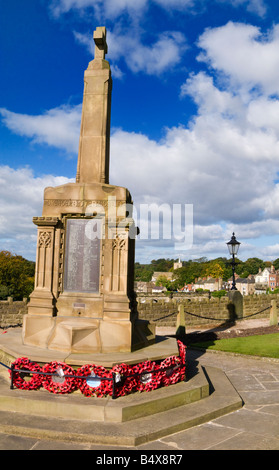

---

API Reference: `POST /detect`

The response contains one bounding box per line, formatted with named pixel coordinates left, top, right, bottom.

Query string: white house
left=255, top=267, right=271, bottom=286
left=194, top=278, right=223, bottom=292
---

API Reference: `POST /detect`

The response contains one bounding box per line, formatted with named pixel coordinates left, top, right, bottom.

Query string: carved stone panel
left=38, top=231, right=52, bottom=248
left=64, top=218, right=101, bottom=293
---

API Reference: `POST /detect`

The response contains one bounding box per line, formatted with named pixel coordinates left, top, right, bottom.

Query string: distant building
left=180, top=284, right=194, bottom=292
left=255, top=267, right=271, bottom=287
left=194, top=277, right=223, bottom=292
left=254, top=266, right=279, bottom=293
left=268, top=270, right=279, bottom=291
left=173, top=259, right=182, bottom=270
left=134, top=282, right=153, bottom=294
left=235, top=277, right=255, bottom=296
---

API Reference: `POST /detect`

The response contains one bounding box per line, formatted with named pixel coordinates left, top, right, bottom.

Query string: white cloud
left=258, top=244, right=279, bottom=259
left=73, top=31, right=94, bottom=56
left=247, top=98, right=279, bottom=135
left=74, top=29, right=188, bottom=76
left=3, top=17, right=279, bottom=261
left=0, top=166, right=73, bottom=260
left=127, top=31, right=187, bottom=75
left=110, top=120, right=273, bottom=228
left=50, top=0, right=148, bottom=19
left=0, top=104, right=81, bottom=155
left=180, top=71, right=245, bottom=118
left=153, top=0, right=195, bottom=10
left=197, top=22, right=279, bottom=96
left=67, top=3, right=268, bottom=80
left=50, top=0, right=268, bottom=18
left=245, top=0, right=267, bottom=16
left=2, top=66, right=279, bottom=259
left=216, top=0, right=267, bottom=16
left=108, top=55, right=279, bottom=255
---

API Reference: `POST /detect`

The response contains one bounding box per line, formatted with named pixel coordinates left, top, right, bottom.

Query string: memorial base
left=22, top=314, right=155, bottom=354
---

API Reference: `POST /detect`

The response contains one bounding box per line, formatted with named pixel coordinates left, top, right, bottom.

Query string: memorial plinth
left=22, top=27, right=155, bottom=354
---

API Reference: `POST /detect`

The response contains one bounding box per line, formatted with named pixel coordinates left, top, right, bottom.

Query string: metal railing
left=152, top=304, right=272, bottom=324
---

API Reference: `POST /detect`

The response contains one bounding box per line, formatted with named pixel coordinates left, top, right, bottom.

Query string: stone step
left=0, top=363, right=208, bottom=423
left=0, top=365, right=243, bottom=447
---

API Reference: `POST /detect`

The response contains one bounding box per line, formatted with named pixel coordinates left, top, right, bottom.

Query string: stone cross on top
left=76, top=26, right=112, bottom=185
left=93, top=26, right=108, bottom=60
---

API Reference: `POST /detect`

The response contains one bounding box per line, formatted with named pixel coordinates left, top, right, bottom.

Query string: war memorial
left=0, top=28, right=242, bottom=447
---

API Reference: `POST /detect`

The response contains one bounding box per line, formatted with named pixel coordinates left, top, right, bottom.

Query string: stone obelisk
left=76, top=27, right=111, bottom=185
left=22, top=27, right=155, bottom=354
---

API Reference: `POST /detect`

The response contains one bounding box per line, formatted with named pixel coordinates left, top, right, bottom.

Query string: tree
left=172, top=262, right=204, bottom=287
left=155, top=275, right=170, bottom=287
left=151, top=258, right=175, bottom=272
left=0, top=251, right=35, bottom=300
left=134, top=263, right=153, bottom=282
left=211, top=290, right=227, bottom=298
left=205, top=262, right=224, bottom=279
left=273, top=258, right=279, bottom=271
left=134, top=255, right=274, bottom=287
left=155, top=274, right=178, bottom=291
left=242, top=257, right=265, bottom=276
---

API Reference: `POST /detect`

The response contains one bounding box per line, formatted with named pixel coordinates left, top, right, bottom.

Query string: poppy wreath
left=111, top=362, right=137, bottom=397
left=10, top=357, right=43, bottom=390
left=160, top=355, right=184, bottom=386
left=76, top=364, right=113, bottom=397
left=42, top=361, right=77, bottom=394
left=8, top=340, right=186, bottom=396
left=177, top=340, right=187, bottom=364
left=131, top=360, right=162, bottom=392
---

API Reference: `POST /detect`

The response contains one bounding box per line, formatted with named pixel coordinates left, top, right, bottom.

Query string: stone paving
left=144, top=349, right=279, bottom=450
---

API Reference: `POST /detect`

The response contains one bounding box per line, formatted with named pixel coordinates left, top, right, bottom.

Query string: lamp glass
left=227, top=233, right=240, bottom=256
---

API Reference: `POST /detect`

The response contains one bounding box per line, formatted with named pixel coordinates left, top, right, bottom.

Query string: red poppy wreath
left=111, top=362, right=137, bottom=397
left=160, top=355, right=185, bottom=386
left=10, top=357, right=43, bottom=390
left=42, top=361, right=77, bottom=394
left=131, top=360, right=162, bottom=392
left=76, top=364, right=112, bottom=397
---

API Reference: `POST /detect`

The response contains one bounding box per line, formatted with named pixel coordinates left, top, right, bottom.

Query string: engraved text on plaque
left=64, top=218, right=101, bottom=293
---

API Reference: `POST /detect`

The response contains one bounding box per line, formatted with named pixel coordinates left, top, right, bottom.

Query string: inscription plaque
left=64, top=218, right=101, bottom=293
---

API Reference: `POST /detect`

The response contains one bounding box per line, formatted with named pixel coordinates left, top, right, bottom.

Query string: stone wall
left=137, top=293, right=278, bottom=328
left=0, top=300, right=27, bottom=328
left=0, top=293, right=277, bottom=329
left=138, top=296, right=231, bottom=328
left=243, top=293, right=279, bottom=317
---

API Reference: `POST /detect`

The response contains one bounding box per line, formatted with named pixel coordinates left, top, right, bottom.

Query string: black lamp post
left=226, top=232, right=240, bottom=290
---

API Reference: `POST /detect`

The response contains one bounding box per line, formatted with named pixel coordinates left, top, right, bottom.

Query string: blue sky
left=1, top=0, right=279, bottom=263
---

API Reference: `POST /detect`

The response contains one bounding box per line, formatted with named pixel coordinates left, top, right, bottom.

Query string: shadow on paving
left=169, top=309, right=238, bottom=386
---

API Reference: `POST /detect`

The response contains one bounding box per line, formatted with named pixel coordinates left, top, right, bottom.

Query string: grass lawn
left=193, top=333, right=279, bottom=359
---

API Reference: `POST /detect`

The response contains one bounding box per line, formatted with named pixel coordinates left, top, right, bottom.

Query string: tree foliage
left=134, top=258, right=177, bottom=282
left=0, top=249, right=276, bottom=300
left=0, top=251, right=35, bottom=300
left=134, top=256, right=276, bottom=290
